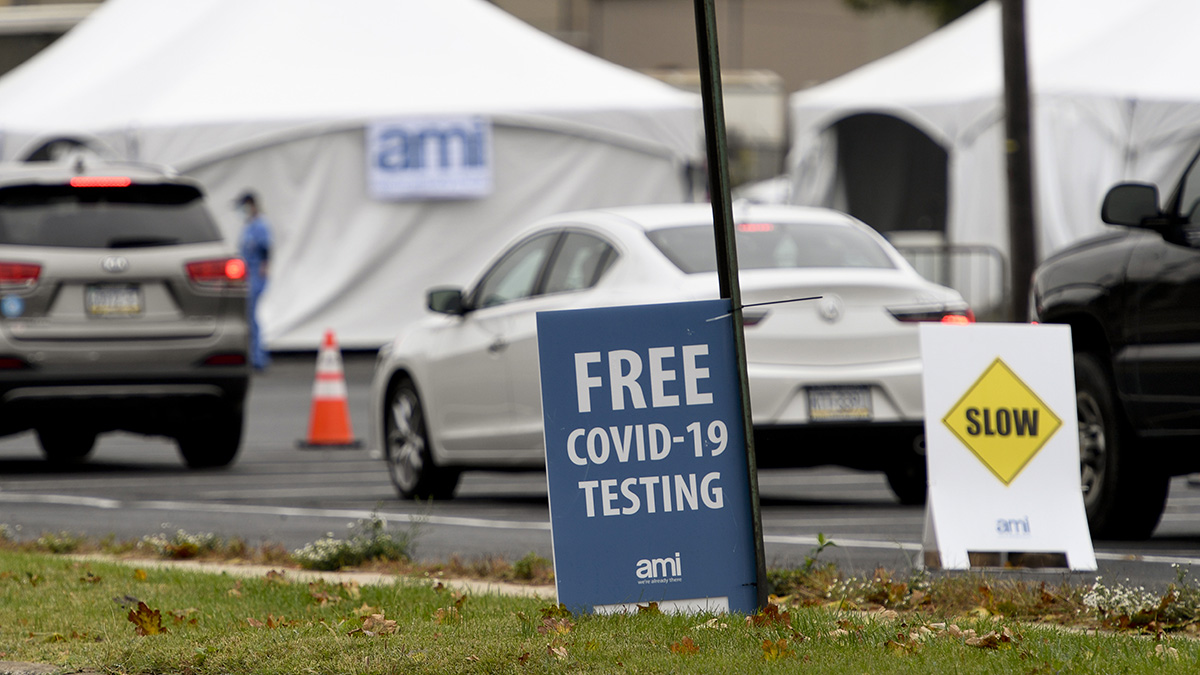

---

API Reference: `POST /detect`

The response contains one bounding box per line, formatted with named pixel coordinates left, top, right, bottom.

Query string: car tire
left=36, top=427, right=97, bottom=464
left=176, top=408, right=243, bottom=469
left=885, top=435, right=927, bottom=506
left=385, top=378, right=460, bottom=500
left=1075, top=352, right=1169, bottom=540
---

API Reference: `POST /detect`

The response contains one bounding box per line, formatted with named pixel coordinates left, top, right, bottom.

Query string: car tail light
left=889, top=306, right=976, bottom=324
left=737, top=222, right=775, bottom=233
left=70, top=176, right=133, bottom=188
left=201, top=353, right=247, bottom=367
left=186, top=258, right=247, bottom=288
left=0, top=356, right=31, bottom=370
left=0, top=261, right=41, bottom=290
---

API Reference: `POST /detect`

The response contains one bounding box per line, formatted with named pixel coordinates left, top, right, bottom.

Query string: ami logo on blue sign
left=537, top=299, right=759, bottom=615
left=366, top=117, right=492, bottom=201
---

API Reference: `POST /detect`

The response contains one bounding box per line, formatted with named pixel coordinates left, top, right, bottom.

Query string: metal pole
left=692, top=0, right=767, bottom=611
left=1002, top=0, right=1036, bottom=322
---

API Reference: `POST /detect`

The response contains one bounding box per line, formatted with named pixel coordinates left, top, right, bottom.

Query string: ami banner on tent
left=366, top=116, right=493, bottom=201
left=536, top=299, right=759, bottom=615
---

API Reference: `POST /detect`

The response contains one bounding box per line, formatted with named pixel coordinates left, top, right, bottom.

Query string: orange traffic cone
left=297, top=329, right=361, bottom=449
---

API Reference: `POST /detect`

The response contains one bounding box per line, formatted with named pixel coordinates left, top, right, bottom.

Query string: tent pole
left=692, top=0, right=768, bottom=612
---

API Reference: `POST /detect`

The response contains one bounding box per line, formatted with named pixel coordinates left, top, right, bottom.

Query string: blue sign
left=537, top=299, right=758, bottom=614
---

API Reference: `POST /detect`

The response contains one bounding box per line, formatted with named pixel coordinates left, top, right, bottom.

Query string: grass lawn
left=1, top=549, right=1199, bottom=674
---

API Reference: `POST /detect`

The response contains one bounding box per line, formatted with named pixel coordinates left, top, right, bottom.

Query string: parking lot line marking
left=0, top=493, right=551, bottom=531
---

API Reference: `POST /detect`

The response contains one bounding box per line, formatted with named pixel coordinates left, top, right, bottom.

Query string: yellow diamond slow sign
left=942, top=358, right=1062, bottom=485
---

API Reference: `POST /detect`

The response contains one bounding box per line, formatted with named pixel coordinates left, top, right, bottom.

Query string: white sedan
left=368, top=204, right=972, bottom=504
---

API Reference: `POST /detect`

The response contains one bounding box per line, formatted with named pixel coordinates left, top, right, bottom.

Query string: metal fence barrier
left=893, top=244, right=1009, bottom=321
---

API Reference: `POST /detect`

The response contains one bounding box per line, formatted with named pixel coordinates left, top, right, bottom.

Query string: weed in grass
left=292, top=513, right=413, bottom=571
left=510, top=550, right=553, bottom=583
left=139, top=530, right=223, bottom=559
left=34, top=531, right=85, bottom=554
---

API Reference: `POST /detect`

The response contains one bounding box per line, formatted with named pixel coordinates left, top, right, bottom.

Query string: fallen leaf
left=168, top=609, right=198, bottom=626
left=354, top=602, right=381, bottom=617
left=670, top=636, right=699, bottom=655
left=746, top=604, right=791, bottom=628
left=637, top=602, right=661, bottom=615
left=133, top=569, right=147, bottom=581
left=79, top=572, right=102, bottom=584
left=548, top=645, right=568, bottom=660
left=761, top=638, right=794, bottom=661
left=539, top=603, right=571, bottom=619
left=1155, top=644, right=1180, bottom=661
left=264, top=570, right=289, bottom=585
left=537, top=617, right=573, bottom=635
left=127, top=602, right=166, bottom=636
left=433, top=607, right=460, bottom=625
left=362, top=613, right=398, bottom=635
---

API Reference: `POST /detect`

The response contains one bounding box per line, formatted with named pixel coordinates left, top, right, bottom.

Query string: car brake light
left=0, top=356, right=30, bottom=370
left=737, top=222, right=775, bottom=233
left=187, top=258, right=247, bottom=287
left=889, top=306, right=975, bottom=324
left=940, top=312, right=974, bottom=325
left=0, top=261, right=40, bottom=289
left=70, top=176, right=133, bottom=188
left=202, top=353, right=247, bottom=367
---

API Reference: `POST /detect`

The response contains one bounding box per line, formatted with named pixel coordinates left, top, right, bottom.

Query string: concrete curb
left=71, top=554, right=556, bottom=599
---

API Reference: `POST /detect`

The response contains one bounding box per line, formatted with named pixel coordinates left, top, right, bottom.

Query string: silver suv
left=0, top=160, right=250, bottom=468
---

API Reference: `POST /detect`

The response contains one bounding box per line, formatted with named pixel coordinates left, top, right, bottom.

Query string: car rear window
left=0, top=183, right=222, bottom=248
left=646, top=221, right=897, bottom=274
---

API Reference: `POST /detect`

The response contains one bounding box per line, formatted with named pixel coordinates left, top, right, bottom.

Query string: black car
left=1031, top=145, right=1200, bottom=539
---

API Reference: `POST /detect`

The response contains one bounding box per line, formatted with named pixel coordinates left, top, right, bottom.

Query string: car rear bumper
left=747, top=358, right=924, bottom=425
left=0, top=370, right=249, bottom=437
left=753, top=421, right=925, bottom=471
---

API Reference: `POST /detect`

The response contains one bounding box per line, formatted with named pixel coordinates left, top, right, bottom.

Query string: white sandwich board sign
left=919, top=323, right=1096, bottom=570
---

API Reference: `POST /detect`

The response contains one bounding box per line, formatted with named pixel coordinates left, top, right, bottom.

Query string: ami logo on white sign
left=366, top=116, right=492, bottom=201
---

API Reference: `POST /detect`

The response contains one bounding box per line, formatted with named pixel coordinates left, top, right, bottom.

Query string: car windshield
left=0, top=184, right=222, bottom=248
left=646, top=220, right=896, bottom=274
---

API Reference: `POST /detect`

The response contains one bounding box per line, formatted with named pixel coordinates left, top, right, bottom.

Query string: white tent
left=0, top=0, right=700, bottom=348
left=788, top=0, right=1200, bottom=314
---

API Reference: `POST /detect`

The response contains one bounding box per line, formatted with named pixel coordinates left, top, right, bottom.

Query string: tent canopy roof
left=0, top=0, right=698, bottom=161
left=791, top=0, right=1193, bottom=118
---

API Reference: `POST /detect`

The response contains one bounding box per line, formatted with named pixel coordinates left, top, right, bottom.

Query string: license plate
left=808, top=386, right=872, bottom=421
left=86, top=285, right=142, bottom=316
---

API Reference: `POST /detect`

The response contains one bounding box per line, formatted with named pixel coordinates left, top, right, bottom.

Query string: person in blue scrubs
left=235, top=191, right=272, bottom=371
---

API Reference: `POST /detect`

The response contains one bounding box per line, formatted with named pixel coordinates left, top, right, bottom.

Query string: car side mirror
left=427, top=288, right=467, bottom=315
left=1101, top=183, right=1161, bottom=227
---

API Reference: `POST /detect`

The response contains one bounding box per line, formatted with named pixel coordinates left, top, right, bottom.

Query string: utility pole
left=1001, top=0, right=1036, bottom=322
left=692, top=0, right=768, bottom=610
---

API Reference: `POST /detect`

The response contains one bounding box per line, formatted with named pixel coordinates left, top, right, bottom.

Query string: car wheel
left=885, top=434, right=927, bottom=506
left=1075, top=352, right=1169, bottom=539
left=177, top=408, right=243, bottom=469
left=36, top=427, right=97, bottom=464
left=385, top=378, right=460, bottom=500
